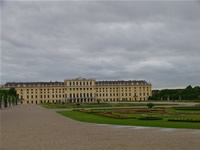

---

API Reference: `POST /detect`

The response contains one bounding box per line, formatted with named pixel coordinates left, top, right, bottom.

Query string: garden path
left=1, top=104, right=200, bottom=150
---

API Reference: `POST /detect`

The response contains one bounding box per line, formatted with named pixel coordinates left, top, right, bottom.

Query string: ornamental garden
left=58, top=106, right=200, bottom=129
left=41, top=102, right=200, bottom=129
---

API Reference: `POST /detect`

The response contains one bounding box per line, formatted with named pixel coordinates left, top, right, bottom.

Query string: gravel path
left=1, top=104, right=200, bottom=150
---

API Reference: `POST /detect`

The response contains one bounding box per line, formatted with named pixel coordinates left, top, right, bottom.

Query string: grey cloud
left=1, top=1, right=200, bottom=89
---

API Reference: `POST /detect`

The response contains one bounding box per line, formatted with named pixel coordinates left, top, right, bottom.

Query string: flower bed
left=168, top=118, right=200, bottom=122
left=116, top=109, right=168, bottom=114
left=98, top=112, right=136, bottom=119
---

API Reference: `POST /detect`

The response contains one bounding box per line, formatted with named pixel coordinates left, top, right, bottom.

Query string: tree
left=8, top=88, right=17, bottom=96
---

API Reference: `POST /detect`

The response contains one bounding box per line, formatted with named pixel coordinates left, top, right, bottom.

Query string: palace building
left=1, top=77, right=152, bottom=104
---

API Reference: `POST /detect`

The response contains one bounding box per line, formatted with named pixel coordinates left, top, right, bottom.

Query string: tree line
left=0, top=88, right=19, bottom=108
left=149, top=85, right=200, bottom=101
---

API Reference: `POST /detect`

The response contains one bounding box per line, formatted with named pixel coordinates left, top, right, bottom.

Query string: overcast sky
left=1, top=0, right=200, bottom=89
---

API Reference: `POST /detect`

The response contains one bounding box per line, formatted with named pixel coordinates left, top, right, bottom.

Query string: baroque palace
left=1, top=77, right=152, bottom=104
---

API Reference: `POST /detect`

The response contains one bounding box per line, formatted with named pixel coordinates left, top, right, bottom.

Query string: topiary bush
left=76, top=103, right=80, bottom=107
left=147, top=103, right=154, bottom=109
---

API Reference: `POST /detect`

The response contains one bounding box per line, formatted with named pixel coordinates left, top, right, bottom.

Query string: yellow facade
left=1, top=77, right=152, bottom=104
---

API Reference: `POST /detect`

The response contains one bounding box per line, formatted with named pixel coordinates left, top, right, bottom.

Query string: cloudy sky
left=1, top=0, right=200, bottom=89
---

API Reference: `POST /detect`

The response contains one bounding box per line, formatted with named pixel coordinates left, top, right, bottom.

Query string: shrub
left=147, top=103, right=154, bottom=109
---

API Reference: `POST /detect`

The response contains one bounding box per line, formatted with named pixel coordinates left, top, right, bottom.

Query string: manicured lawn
left=57, top=108, right=200, bottom=129
left=41, top=103, right=177, bottom=109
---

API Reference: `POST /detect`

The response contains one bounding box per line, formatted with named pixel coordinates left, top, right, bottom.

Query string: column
left=10, top=97, right=13, bottom=107
left=1, top=96, right=4, bottom=109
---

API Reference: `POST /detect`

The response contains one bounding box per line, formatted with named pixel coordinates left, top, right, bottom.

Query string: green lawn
left=57, top=108, right=200, bottom=129
left=41, top=103, right=177, bottom=109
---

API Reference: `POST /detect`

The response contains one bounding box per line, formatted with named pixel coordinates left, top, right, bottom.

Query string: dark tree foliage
left=149, top=85, right=200, bottom=101
left=0, top=88, right=19, bottom=107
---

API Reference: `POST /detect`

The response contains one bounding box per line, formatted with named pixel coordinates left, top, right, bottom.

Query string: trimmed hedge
left=168, top=118, right=200, bottom=122
left=175, top=107, right=200, bottom=111
left=138, top=116, right=163, bottom=120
